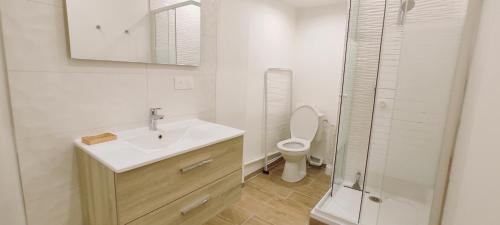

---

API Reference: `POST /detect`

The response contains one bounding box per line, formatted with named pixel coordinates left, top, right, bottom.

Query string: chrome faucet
left=149, top=108, right=165, bottom=131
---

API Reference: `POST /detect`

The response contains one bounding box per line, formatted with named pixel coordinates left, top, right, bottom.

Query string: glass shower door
left=328, top=0, right=386, bottom=223
left=360, top=0, right=471, bottom=225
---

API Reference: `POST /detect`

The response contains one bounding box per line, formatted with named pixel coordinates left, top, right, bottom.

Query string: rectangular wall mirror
left=65, top=0, right=201, bottom=66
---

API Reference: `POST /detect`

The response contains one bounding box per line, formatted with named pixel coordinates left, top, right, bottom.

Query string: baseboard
left=242, top=152, right=281, bottom=181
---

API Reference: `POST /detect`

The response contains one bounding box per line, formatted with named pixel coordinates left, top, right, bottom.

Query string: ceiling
left=280, top=0, right=346, bottom=8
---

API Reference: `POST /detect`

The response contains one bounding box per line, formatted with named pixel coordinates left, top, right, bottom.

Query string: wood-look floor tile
left=312, top=175, right=331, bottom=186
left=287, top=192, right=319, bottom=208
left=311, top=179, right=331, bottom=193
left=268, top=173, right=314, bottom=193
left=310, top=217, right=329, bottom=225
left=204, top=215, right=234, bottom=225
left=247, top=175, right=293, bottom=199
left=213, top=163, right=331, bottom=225
left=242, top=216, right=273, bottom=225
left=267, top=196, right=312, bottom=221
left=236, top=188, right=305, bottom=225
left=242, top=183, right=278, bottom=203
left=217, top=206, right=252, bottom=224
left=307, top=167, right=325, bottom=177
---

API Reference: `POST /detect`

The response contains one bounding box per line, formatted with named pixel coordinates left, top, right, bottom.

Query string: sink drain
left=369, top=196, right=382, bottom=203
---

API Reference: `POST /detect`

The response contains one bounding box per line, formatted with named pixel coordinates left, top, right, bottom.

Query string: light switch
left=174, top=76, right=194, bottom=90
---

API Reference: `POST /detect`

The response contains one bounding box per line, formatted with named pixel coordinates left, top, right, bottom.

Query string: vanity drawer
left=115, top=137, right=243, bottom=225
left=127, top=170, right=242, bottom=225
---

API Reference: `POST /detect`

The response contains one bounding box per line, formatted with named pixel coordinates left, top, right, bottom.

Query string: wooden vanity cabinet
left=77, top=137, right=243, bottom=225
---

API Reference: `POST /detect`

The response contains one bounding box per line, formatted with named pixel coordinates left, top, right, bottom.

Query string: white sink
left=126, top=128, right=187, bottom=153
left=75, top=119, right=245, bottom=173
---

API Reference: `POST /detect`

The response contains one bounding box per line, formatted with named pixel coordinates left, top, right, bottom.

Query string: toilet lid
left=290, top=105, right=319, bottom=141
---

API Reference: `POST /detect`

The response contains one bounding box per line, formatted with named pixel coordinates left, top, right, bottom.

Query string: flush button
left=174, top=76, right=194, bottom=90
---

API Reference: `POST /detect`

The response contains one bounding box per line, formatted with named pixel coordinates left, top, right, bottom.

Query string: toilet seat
left=277, top=138, right=310, bottom=155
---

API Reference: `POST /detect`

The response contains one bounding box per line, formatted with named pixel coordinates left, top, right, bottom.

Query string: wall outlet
left=174, top=76, right=194, bottom=90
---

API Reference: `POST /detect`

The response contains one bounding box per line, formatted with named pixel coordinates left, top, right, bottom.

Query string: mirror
left=65, top=0, right=201, bottom=66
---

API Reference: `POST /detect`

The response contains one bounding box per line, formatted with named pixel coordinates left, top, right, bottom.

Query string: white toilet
left=277, top=105, right=320, bottom=182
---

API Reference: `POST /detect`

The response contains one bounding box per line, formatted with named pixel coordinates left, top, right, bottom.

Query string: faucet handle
left=151, top=107, right=163, bottom=115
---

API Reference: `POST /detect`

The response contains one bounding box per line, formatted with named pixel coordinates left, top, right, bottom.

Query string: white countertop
left=75, top=119, right=245, bottom=173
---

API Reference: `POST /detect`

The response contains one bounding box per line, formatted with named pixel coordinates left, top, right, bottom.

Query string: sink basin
left=126, top=128, right=188, bottom=153
left=75, top=119, right=245, bottom=173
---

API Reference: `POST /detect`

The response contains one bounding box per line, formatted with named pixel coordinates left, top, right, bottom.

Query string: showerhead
left=399, top=0, right=415, bottom=25
left=402, top=0, right=416, bottom=12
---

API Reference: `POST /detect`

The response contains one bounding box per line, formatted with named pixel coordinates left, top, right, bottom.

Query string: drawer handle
left=180, top=159, right=213, bottom=173
left=180, top=196, right=210, bottom=216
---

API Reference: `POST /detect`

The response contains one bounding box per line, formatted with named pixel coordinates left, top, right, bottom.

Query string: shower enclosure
left=312, top=0, right=474, bottom=224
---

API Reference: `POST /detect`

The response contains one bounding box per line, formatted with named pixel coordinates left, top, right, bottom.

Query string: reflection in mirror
left=65, top=0, right=201, bottom=66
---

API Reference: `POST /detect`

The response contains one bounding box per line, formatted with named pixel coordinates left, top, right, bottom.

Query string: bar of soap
left=81, top=133, right=117, bottom=145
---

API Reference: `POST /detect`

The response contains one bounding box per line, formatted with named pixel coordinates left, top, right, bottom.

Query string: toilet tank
left=310, top=115, right=336, bottom=167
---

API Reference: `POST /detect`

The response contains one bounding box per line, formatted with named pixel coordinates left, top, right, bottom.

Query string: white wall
left=294, top=4, right=346, bottom=124
left=0, top=11, right=27, bottom=225
left=244, top=0, right=296, bottom=165
left=216, top=0, right=296, bottom=173
left=0, top=0, right=218, bottom=225
left=217, top=0, right=347, bottom=174
left=216, top=0, right=249, bottom=132
left=442, top=1, right=500, bottom=224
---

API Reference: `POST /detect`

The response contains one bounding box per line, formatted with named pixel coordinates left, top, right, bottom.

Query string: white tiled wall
left=294, top=4, right=347, bottom=125
left=362, top=0, right=405, bottom=192
left=216, top=0, right=296, bottom=167
left=294, top=4, right=347, bottom=164
left=0, top=0, right=218, bottom=225
left=0, top=18, right=28, bottom=225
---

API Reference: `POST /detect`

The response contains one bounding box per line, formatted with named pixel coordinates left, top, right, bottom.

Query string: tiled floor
left=205, top=163, right=331, bottom=225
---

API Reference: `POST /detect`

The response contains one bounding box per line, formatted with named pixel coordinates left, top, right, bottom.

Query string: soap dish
left=82, top=133, right=117, bottom=145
